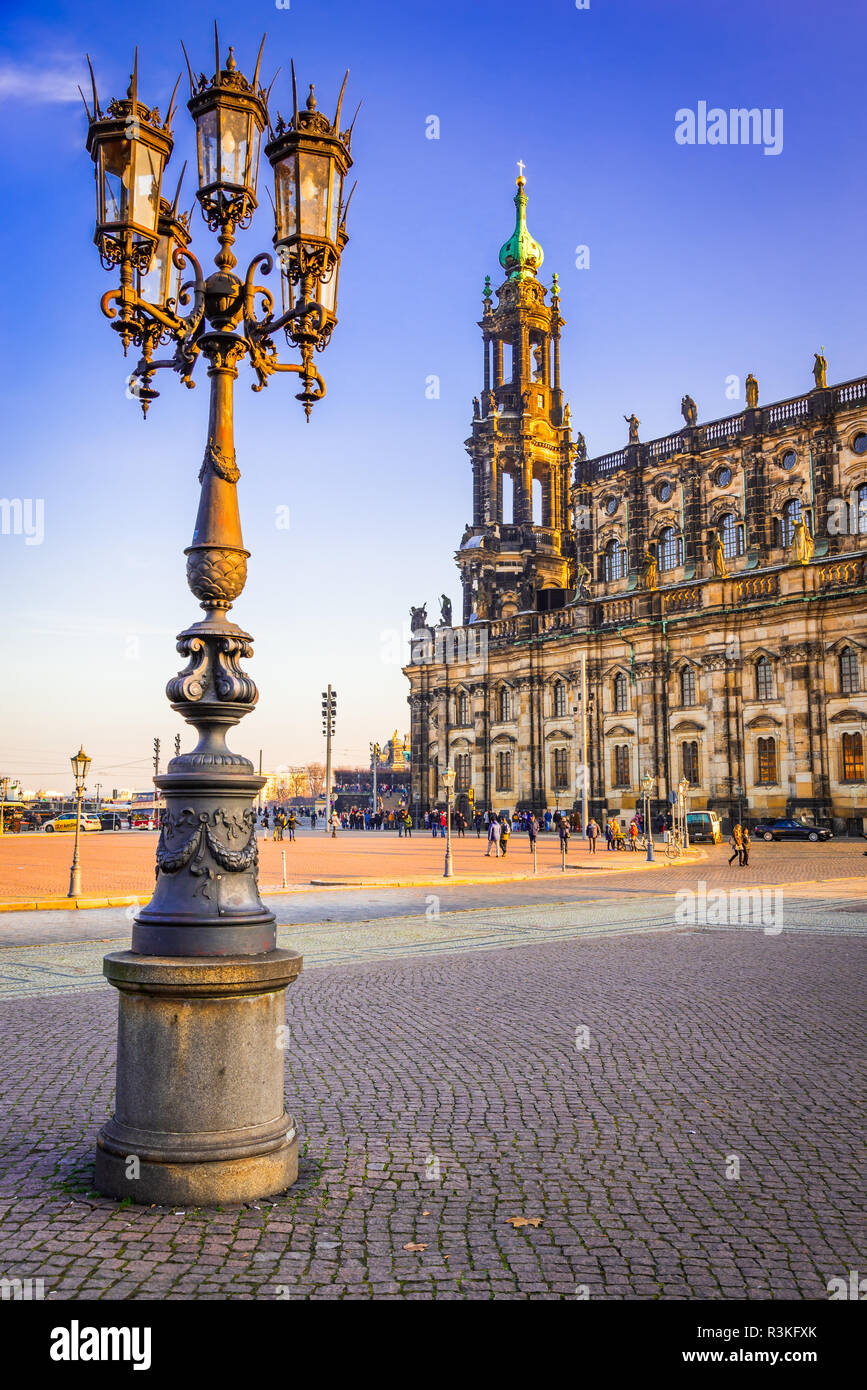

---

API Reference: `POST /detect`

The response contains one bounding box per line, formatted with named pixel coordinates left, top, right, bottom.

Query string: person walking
left=605, top=821, right=615, bottom=851
left=527, top=814, right=538, bottom=853
left=330, top=810, right=340, bottom=838
left=499, top=815, right=510, bottom=857
left=287, top=810, right=296, bottom=841
left=740, top=825, right=751, bottom=867
left=431, top=811, right=439, bottom=839
left=559, top=816, right=570, bottom=855
left=628, top=819, right=639, bottom=851
left=728, top=823, right=743, bottom=867
left=403, top=810, right=413, bottom=838
left=486, top=817, right=501, bottom=858
left=586, top=817, right=599, bottom=854
left=439, top=810, right=447, bottom=838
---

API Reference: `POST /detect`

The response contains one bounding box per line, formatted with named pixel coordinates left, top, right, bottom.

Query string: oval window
left=716, top=466, right=732, bottom=487
left=658, top=481, right=672, bottom=502
left=781, top=449, right=797, bottom=470
left=853, top=433, right=867, bottom=455
left=605, top=496, right=618, bottom=515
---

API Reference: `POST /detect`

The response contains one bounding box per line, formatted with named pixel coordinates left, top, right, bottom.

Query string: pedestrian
left=330, top=810, right=339, bottom=838
left=287, top=811, right=296, bottom=841
left=527, top=814, right=538, bottom=852
left=559, top=816, right=570, bottom=854
left=499, top=816, right=510, bottom=856
left=605, top=821, right=615, bottom=851
left=486, top=817, right=501, bottom=858
left=431, top=812, right=439, bottom=838
left=586, top=817, right=599, bottom=854
left=403, top=811, right=413, bottom=838
left=728, top=823, right=742, bottom=866
left=740, top=826, right=750, bottom=867
left=474, top=811, right=483, bottom=838
left=628, top=819, right=639, bottom=851
left=439, top=810, right=447, bottom=838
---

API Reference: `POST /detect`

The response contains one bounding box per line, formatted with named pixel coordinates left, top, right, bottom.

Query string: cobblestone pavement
left=0, top=922, right=863, bottom=1300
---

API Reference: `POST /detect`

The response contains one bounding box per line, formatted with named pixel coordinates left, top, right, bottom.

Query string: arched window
left=682, top=741, right=700, bottom=784
left=603, top=538, right=627, bottom=582
left=857, top=484, right=867, bottom=534
left=457, top=691, right=470, bottom=726
left=755, top=657, right=774, bottom=701
left=658, top=526, right=683, bottom=571
left=840, top=647, right=859, bottom=694
left=681, top=667, right=697, bottom=706
left=719, top=512, right=745, bottom=559
left=756, top=737, right=777, bottom=784
left=781, top=498, right=802, bottom=548
left=842, top=732, right=864, bottom=781
left=552, top=680, right=567, bottom=717
left=613, top=672, right=628, bottom=712
left=498, top=686, right=512, bottom=721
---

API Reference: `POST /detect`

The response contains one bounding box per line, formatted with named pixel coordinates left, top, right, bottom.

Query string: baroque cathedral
left=404, top=174, right=867, bottom=833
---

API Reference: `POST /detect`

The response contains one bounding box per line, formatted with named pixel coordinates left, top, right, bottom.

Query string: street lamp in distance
left=68, top=745, right=91, bottom=898
left=442, top=766, right=456, bottom=879
left=641, top=771, right=655, bottom=862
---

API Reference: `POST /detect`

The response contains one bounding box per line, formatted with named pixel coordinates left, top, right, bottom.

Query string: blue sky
left=1, top=0, right=865, bottom=793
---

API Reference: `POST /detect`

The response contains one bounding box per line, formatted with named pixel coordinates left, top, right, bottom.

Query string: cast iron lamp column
left=83, top=32, right=356, bottom=1205
left=68, top=746, right=91, bottom=898
left=442, top=766, right=455, bottom=878
left=642, top=771, right=655, bottom=863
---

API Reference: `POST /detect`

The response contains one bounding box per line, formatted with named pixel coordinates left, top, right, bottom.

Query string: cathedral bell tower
left=457, top=168, right=575, bottom=624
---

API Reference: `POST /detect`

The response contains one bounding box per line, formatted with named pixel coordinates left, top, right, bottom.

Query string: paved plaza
left=0, top=850, right=864, bottom=1300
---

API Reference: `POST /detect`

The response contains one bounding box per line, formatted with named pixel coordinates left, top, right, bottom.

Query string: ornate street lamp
left=678, top=776, right=690, bottom=848
left=82, top=31, right=357, bottom=1206
left=68, top=746, right=91, bottom=898
left=641, top=771, right=655, bottom=863
left=442, top=766, right=456, bottom=878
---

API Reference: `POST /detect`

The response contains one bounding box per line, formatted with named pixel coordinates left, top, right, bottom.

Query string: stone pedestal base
left=94, top=949, right=303, bottom=1206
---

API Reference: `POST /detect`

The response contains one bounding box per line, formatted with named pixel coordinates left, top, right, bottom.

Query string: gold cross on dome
left=517, top=159, right=526, bottom=179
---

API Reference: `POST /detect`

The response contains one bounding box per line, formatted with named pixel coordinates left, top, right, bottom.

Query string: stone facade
left=405, top=183, right=867, bottom=832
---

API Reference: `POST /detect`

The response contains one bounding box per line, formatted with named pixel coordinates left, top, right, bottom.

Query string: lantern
left=84, top=55, right=176, bottom=271
left=137, top=183, right=192, bottom=310
left=185, top=36, right=268, bottom=229
left=266, top=67, right=355, bottom=329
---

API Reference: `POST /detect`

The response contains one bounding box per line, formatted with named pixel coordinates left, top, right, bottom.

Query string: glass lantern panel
left=138, top=235, right=169, bottom=305
left=328, top=164, right=343, bottom=242
left=318, top=265, right=338, bottom=315
left=274, top=156, right=298, bottom=240
left=298, top=153, right=330, bottom=237
left=199, top=108, right=219, bottom=188
left=100, top=141, right=132, bottom=224
left=129, top=142, right=162, bottom=233
left=248, top=124, right=262, bottom=194
left=219, top=108, right=249, bottom=189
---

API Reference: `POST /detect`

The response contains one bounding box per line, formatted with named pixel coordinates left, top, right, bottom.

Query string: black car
left=752, top=818, right=833, bottom=843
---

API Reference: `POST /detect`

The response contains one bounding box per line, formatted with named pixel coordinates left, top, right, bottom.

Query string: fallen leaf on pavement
left=505, top=1217, right=543, bottom=1228
left=403, top=1242, right=427, bottom=1251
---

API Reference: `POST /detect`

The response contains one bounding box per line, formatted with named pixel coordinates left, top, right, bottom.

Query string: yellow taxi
left=43, top=813, right=102, bottom=833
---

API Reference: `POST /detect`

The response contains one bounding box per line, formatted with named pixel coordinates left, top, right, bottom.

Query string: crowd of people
left=256, top=802, right=687, bottom=854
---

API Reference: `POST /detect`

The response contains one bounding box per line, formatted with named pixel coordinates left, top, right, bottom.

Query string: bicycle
left=665, top=830, right=684, bottom=858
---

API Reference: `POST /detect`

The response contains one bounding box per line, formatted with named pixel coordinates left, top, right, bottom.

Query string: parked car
left=43, top=813, right=103, bottom=834
left=686, top=811, right=722, bottom=844
left=99, top=811, right=127, bottom=831
left=752, top=818, right=833, bottom=843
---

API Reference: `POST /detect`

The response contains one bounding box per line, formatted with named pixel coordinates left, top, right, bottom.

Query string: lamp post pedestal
left=95, top=949, right=301, bottom=1205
